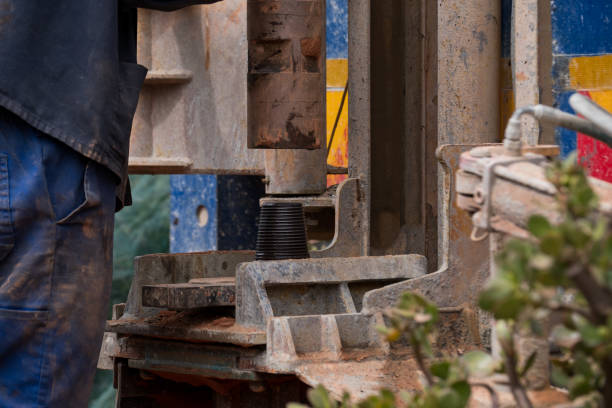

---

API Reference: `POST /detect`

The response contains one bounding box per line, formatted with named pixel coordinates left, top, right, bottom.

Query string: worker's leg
left=0, top=108, right=116, bottom=407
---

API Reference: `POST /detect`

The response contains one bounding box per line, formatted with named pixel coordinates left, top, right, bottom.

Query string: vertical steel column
left=348, top=0, right=371, bottom=255
left=512, top=0, right=553, bottom=146
left=347, top=0, right=438, bottom=258
left=438, top=0, right=501, bottom=145
left=263, top=149, right=327, bottom=195
left=248, top=0, right=328, bottom=195
left=438, top=0, right=501, bottom=267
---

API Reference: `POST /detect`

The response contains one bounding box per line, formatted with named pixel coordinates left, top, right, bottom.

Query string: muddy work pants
left=0, top=109, right=116, bottom=407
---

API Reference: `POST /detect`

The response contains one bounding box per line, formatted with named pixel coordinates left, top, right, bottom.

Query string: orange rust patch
left=300, top=37, right=321, bottom=58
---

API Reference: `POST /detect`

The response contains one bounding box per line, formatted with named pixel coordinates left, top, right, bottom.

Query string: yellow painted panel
left=326, top=89, right=348, bottom=186
left=569, top=54, right=612, bottom=90
left=500, top=89, right=515, bottom=138
left=586, top=90, right=612, bottom=112
left=327, top=59, right=348, bottom=88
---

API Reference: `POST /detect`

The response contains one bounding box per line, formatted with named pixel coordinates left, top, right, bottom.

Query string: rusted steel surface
left=247, top=0, right=325, bottom=149
left=311, top=178, right=365, bottom=258
left=470, top=378, right=569, bottom=407
left=129, top=2, right=265, bottom=174
left=124, top=251, right=253, bottom=317
left=259, top=187, right=335, bottom=208
left=236, top=255, right=427, bottom=330
left=457, top=145, right=612, bottom=237
left=107, top=312, right=266, bottom=347
left=117, top=337, right=264, bottom=381
left=264, top=307, right=480, bottom=398
left=296, top=359, right=423, bottom=402
left=363, top=145, right=491, bottom=315
left=291, top=307, right=479, bottom=399
left=115, top=359, right=309, bottom=407
left=264, top=149, right=327, bottom=195
left=142, top=277, right=236, bottom=310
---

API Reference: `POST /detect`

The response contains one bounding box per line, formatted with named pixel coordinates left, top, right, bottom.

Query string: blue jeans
left=0, top=109, right=116, bottom=407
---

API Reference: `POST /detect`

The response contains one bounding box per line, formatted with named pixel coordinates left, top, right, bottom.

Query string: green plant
left=478, top=156, right=612, bottom=407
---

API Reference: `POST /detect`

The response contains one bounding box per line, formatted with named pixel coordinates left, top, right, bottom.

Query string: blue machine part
left=170, top=175, right=264, bottom=253
left=170, top=175, right=218, bottom=253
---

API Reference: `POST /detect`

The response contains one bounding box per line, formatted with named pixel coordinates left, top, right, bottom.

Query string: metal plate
left=129, top=2, right=264, bottom=174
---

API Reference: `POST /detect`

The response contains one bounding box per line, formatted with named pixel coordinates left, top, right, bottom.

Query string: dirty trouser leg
left=0, top=109, right=116, bottom=407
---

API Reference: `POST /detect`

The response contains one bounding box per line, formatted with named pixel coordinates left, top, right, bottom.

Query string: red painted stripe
left=576, top=91, right=612, bottom=183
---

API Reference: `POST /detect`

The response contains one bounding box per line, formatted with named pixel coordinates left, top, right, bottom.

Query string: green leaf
left=308, top=385, right=337, bottom=408
left=573, top=353, right=595, bottom=378
left=519, top=351, right=537, bottom=378
left=578, top=323, right=607, bottom=348
left=378, top=326, right=401, bottom=343
left=552, top=325, right=581, bottom=349
left=461, top=351, right=497, bottom=378
left=430, top=361, right=451, bottom=380
left=568, top=374, right=594, bottom=400
left=494, top=321, right=514, bottom=352
left=540, top=231, right=564, bottom=257
left=341, top=392, right=353, bottom=408
left=398, top=391, right=414, bottom=404
left=437, top=381, right=471, bottom=408
left=550, top=363, right=570, bottom=388
left=451, top=381, right=472, bottom=407
left=478, top=277, right=525, bottom=319
left=529, top=254, right=553, bottom=271
left=358, top=389, right=396, bottom=408
left=528, top=215, right=552, bottom=238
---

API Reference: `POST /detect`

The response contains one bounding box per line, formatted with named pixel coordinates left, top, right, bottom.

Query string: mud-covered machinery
left=99, top=1, right=548, bottom=406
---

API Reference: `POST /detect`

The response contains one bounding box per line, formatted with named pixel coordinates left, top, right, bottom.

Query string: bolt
left=249, top=381, right=266, bottom=393
left=474, top=188, right=486, bottom=205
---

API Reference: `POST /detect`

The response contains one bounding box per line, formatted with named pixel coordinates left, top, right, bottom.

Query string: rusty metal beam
left=142, top=278, right=236, bottom=310
left=247, top=0, right=326, bottom=150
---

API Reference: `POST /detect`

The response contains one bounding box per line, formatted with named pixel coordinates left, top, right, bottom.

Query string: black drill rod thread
left=256, top=202, right=310, bottom=260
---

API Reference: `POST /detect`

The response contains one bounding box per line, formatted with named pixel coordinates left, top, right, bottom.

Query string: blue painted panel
left=170, top=175, right=265, bottom=253
left=551, top=1, right=612, bottom=55
left=217, top=176, right=265, bottom=251
left=554, top=91, right=577, bottom=158
left=327, top=0, right=348, bottom=59
left=170, top=175, right=218, bottom=253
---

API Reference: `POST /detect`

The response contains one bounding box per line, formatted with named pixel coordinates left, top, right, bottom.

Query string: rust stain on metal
left=106, top=310, right=266, bottom=346
left=300, top=37, right=321, bottom=57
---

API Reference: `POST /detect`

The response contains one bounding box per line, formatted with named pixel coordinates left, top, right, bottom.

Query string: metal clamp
left=474, top=154, right=547, bottom=234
